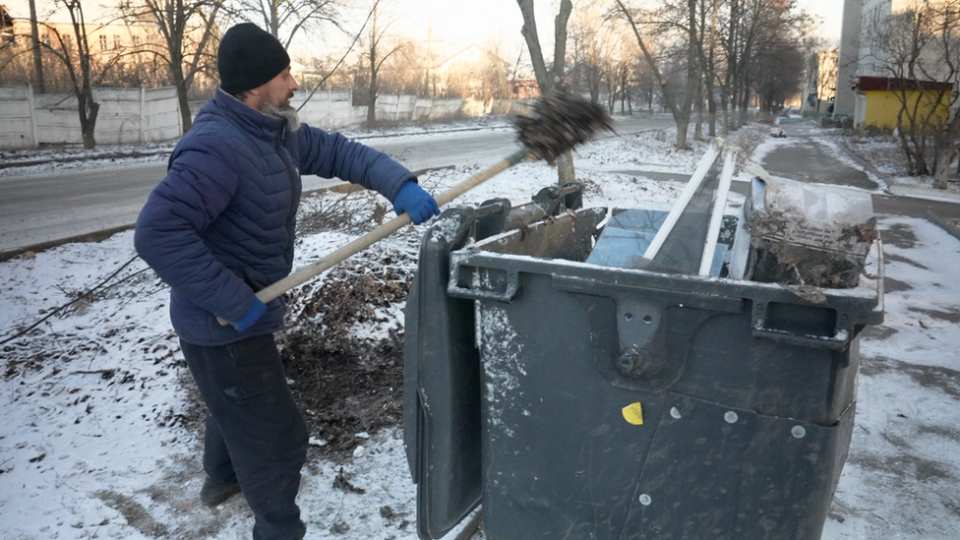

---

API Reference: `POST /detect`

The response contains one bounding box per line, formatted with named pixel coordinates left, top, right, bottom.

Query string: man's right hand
left=230, top=297, right=267, bottom=331
left=392, top=181, right=441, bottom=225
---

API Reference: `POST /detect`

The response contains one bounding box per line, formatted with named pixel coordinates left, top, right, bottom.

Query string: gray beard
left=262, top=103, right=302, bottom=132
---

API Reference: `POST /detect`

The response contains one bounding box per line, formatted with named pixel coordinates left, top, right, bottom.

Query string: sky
left=301, top=0, right=846, bottom=62
left=799, top=0, right=844, bottom=43
left=4, top=0, right=845, bottom=59
left=381, top=0, right=845, bottom=45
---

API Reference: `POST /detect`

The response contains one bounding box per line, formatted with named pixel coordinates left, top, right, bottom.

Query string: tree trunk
left=589, top=65, right=601, bottom=105
left=896, top=115, right=917, bottom=174
left=516, top=0, right=575, bottom=185
left=720, top=91, right=729, bottom=135
left=170, top=62, right=193, bottom=133
left=680, top=0, right=699, bottom=148
left=367, top=43, right=378, bottom=124
left=695, top=80, right=704, bottom=140
left=79, top=91, right=99, bottom=149
left=177, top=81, right=192, bottom=133
left=614, top=0, right=696, bottom=149
left=934, top=135, right=953, bottom=189
left=676, top=108, right=690, bottom=149
left=707, top=93, right=717, bottom=137
left=367, top=74, right=378, bottom=125
left=556, top=152, right=575, bottom=185
left=621, top=66, right=629, bottom=114
left=725, top=0, right=738, bottom=134
left=737, top=88, right=750, bottom=129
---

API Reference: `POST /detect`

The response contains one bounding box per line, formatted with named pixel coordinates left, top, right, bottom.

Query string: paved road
left=760, top=120, right=960, bottom=222
left=761, top=124, right=878, bottom=191
left=0, top=115, right=672, bottom=255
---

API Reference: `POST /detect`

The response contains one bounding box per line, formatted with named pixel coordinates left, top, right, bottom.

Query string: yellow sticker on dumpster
left=622, top=402, right=644, bottom=425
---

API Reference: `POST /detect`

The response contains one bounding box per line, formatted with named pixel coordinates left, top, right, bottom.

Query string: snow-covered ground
left=2, top=126, right=959, bottom=540
left=842, top=132, right=960, bottom=195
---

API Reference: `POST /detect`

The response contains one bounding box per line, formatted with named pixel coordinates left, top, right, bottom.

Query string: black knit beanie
left=217, top=23, right=291, bottom=95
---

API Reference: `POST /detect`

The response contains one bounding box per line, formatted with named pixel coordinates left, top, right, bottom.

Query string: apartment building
left=836, top=0, right=955, bottom=128
left=1, top=3, right=216, bottom=91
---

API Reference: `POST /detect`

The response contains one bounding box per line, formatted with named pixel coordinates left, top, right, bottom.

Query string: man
left=134, top=23, right=440, bottom=540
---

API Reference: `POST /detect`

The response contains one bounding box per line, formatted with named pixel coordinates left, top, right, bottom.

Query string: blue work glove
left=392, top=181, right=440, bottom=225
left=230, top=297, right=266, bottom=331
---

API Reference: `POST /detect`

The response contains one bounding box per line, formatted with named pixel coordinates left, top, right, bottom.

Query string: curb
left=0, top=223, right=136, bottom=263
left=834, top=138, right=960, bottom=206
left=925, top=211, right=960, bottom=241
left=888, top=185, right=960, bottom=205
left=0, top=150, right=172, bottom=171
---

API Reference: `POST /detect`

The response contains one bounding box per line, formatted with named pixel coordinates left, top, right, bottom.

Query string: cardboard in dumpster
left=729, top=170, right=877, bottom=289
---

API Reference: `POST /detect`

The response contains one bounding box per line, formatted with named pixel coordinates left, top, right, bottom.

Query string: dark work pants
left=181, top=334, right=308, bottom=540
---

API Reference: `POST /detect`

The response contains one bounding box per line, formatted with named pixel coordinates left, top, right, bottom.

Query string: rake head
left=514, top=91, right=616, bottom=163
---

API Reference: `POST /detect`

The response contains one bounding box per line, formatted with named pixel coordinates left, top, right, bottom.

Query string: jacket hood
left=198, top=87, right=286, bottom=142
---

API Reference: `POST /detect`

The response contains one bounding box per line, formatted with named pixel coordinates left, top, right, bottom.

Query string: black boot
left=200, top=475, right=242, bottom=507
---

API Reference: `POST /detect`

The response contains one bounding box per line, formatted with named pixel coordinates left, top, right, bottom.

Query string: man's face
left=250, top=66, right=299, bottom=110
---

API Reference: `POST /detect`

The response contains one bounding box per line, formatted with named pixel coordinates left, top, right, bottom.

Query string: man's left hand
left=392, top=181, right=441, bottom=225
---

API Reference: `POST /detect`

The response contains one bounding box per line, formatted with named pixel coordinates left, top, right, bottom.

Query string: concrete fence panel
left=413, top=97, right=464, bottom=120
left=0, top=85, right=183, bottom=148
left=294, top=90, right=361, bottom=129
left=33, top=93, right=84, bottom=145
left=0, top=85, right=36, bottom=149
left=94, top=88, right=144, bottom=145
left=430, top=98, right=465, bottom=120
left=413, top=98, right=433, bottom=121
left=2, top=85, right=488, bottom=149
left=143, top=87, right=182, bottom=142
left=373, top=94, right=399, bottom=122
left=396, top=95, right=417, bottom=121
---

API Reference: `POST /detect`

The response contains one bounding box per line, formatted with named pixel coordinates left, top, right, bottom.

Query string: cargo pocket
left=223, top=335, right=297, bottom=441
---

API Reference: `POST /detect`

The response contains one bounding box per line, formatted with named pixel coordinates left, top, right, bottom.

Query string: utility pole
left=28, top=0, right=45, bottom=93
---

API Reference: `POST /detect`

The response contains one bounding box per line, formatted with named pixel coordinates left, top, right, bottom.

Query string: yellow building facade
left=854, top=76, right=953, bottom=131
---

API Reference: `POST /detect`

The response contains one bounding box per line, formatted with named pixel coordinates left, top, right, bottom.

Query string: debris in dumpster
left=731, top=167, right=877, bottom=289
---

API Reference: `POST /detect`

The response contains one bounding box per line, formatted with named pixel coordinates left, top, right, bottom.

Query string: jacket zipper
left=276, top=126, right=300, bottom=266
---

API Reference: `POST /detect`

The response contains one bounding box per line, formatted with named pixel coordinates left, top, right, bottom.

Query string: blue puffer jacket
left=135, top=88, right=414, bottom=346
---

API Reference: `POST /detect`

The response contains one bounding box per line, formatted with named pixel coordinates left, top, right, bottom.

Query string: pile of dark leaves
left=278, top=246, right=419, bottom=460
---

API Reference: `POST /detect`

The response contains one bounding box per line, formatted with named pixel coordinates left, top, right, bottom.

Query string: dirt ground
left=278, top=247, right=418, bottom=460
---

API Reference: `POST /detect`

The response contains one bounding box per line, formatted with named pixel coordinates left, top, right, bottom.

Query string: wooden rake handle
left=218, top=148, right=535, bottom=326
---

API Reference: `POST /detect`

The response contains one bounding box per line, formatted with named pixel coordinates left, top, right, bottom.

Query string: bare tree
left=816, top=47, right=839, bottom=112
left=32, top=1, right=130, bottom=148
left=929, top=0, right=960, bottom=187
left=614, top=0, right=699, bottom=149
left=231, top=0, right=342, bottom=48
left=753, top=41, right=804, bottom=112
left=119, top=0, right=223, bottom=133
left=359, top=0, right=408, bottom=125
left=869, top=0, right=960, bottom=187
left=516, top=0, right=577, bottom=183
left=477, top=41, right=513, bottom=108
left=569, top=3, right=616, bottom=106
left=714, top=0, right=805, bottom=129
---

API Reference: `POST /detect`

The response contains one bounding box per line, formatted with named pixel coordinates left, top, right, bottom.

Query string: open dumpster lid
left=403, top=208, right=482, bottom=540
